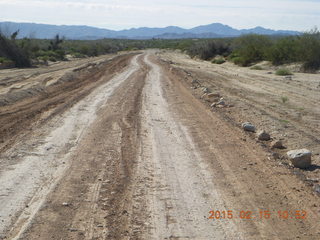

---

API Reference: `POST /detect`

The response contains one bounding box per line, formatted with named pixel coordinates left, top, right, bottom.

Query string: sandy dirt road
left=0, top=51, right=319, bottom=240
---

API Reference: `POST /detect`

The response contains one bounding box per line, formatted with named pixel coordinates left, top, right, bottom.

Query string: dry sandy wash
left=0, top=50, right=319, bottom=240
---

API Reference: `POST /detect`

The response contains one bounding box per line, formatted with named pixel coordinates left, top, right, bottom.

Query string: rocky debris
left=202, top=92, right=221, bottom=101
left=216, top=98, right=226, bottom=106
left=207, top=92, right=221, bottom=99
left=285, top=76, right=292, bottom=80
left=242, top=122, right=256, bottom=132
left=201, top=93, right=207, bottom=99
left=191, top=79, right=200, bottom=85
left=306, top=177, right=319, bottom=183
left=287, top=149, right=312, bottom=169
left=314, top=184, right=320, bottom=194
left=272, top=152, right=281, bottom=159
left=257, top=130, right=271, bottom=141
left=211, top=97, right=227, bottom=108
left=271, top=140, right=285, bottom=149
left=202, top=87, right=210, bottom=94
left=191, top=79, right=201, bottom=89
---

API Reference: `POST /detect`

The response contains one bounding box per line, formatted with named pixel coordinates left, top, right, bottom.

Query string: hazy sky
left=0, top=0, right=319, bottom=31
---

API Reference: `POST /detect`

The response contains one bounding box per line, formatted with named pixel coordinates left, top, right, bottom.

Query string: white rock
left=242, top=122, right=256, bottom=132
left=287, top=149, right=312, bottom=169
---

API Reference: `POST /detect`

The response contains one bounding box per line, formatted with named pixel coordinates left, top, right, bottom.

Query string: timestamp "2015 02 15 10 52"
left=208, top=210, right=307, bottom=220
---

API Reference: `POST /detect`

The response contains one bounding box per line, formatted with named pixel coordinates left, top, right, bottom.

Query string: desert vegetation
left=188, top=29, right=320, bottom=72
left=1, top=28, right=320, bottom=72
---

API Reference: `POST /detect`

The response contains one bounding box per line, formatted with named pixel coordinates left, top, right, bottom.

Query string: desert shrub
left=49, top=34, right=64, bottom=51
left=232, top=34, right=272, bottom=66
left=297, top=29, right=320, bottom=72
left=281, top=96, right=289, bottom=103
left=0, top=57, right=14, bottom=68
left=250, top=65, right=263, bottom=70
left=212, top=58, right=226, bottom=64
left=0, top=56, right=11, bottom=63
left=267, top=37, right=299, bottom=65
left=71, top=52, right=86, bottom=58
left=276, top=68, right=293, bottom=76
left=188, top=41, right=217, bottom=60
left=188, top=40, right=231, bottom=60
left=228, top=52, right=246, bottom=66
left=0, top=32, right=31, bottom=67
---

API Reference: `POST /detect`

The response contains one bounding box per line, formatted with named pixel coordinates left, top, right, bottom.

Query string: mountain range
left=0, top=22, right=300, bottom=40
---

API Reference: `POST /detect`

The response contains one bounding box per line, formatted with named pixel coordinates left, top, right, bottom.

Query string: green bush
left=276, top=68, right=293, bottom=76
left=250, top=65, right=263, bottom=70
left=0, top=57, right=14, bottom=68
left=281, top=96, right=289, bottom=103
left=267, top=37, right=299, bottom=65
left=232, top=34, right=272, bottom=66
left=298, top=29, right=320, bottom=72
left=71, top=52, right=86, bottom=58
left=212, top=58, right=226, bottom=64
left=0, top=56, right=12, bottom=63
left=230, top=56, right=246, bottom=66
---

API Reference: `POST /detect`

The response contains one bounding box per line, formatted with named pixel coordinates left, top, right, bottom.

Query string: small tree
left=267, top=37, right=299, bottom=65
left=49, top=34, right=64, bottom=51
left=0, top=32, right=31, bottom=67
left=233, top=34, right=272, bottom=66
left=298, top=28, right=320, bottom=72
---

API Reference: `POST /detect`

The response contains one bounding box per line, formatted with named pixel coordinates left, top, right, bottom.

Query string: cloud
left=0, top=0, right=319, bottom=30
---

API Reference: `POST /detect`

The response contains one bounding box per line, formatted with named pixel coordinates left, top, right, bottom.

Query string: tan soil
left=0, top=50, right=319, bottom=240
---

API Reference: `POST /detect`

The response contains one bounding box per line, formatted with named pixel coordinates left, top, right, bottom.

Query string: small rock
left=314, top=184, right=320, bottom=194
left=306, top=178, right=319, bottom=183
left=62, top=202, right=70, bottom=206
left=207, top=93, right=221, bottom=98
left=201, top=93, right=207, bottom=99
left=257, top=130, right=271, bottom=141
left=272, top=152, right=281, bottom=159
left=191, top=79, right=199, bottom=85
left=216, top=98, right=226, bottom=106
left=242, top=122, right=256, bottom=132
left=271, top=140, right=284, bottom=149
left=202, top=87, right=210, bottom=93
left=211, top=98, right=226, bottom=108
left=287, top=149, right=312, bottom=169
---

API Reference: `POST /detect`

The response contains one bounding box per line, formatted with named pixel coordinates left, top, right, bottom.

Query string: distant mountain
left=240, top=26, right=299, bottom=36
left=0, top=22, right=114, bottom=39
left=0, top=21, right=300, bottom=40
left=116, top=26, right=187, bottom=38
left=154, top=32, right=222, bottom=39
left=189, top=23, right=240, bottom=36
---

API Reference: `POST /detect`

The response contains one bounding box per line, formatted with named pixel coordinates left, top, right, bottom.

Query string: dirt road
left=0, top=51, right=319, bottom=240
